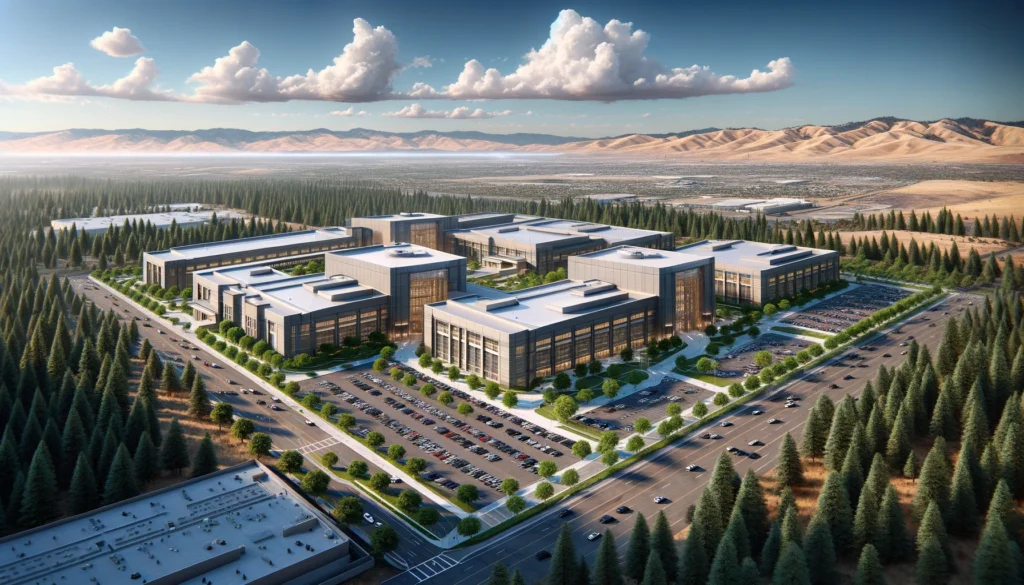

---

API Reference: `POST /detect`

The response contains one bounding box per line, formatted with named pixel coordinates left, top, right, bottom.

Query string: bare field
left=840, top=229, right=1013, bottom=255
left=864, top=180, right=1024, bottom=218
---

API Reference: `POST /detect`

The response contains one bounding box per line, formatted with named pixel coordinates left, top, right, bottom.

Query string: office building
left=448, top=218, right=675, bottom=274
left=143, top=226, right=372, bottom=290
left=350, top=212, right=458, bottom=249
left=0, top=461, right=372, bottom=585
left=51, top=207, right=245, bottom=235
left=191, top=263, right=389, bottom=357
left=423, top=245, right=714, bottom=387
left=677, top=239, right=839, bottom=305
left=325, top=243, right=467, bottom=339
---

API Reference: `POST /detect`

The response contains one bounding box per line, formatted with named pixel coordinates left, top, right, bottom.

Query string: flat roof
left=527, top=219, right=670, bottom=244
left=456, top=218, right=670, bottom=248
left=471, top=224, right=584, bottom=245
left=574, top=245, right=713, bottom=269
left=356, top=212, right=447, bottom=222
left=147, top=227, right=354, bottom=261
left=0, top=461, right=350, bottom=585
left=329, top=243, right=463, bottom=268
left=430, top=279, right=653, bottom=333
left=52, top=209, right=245, bottom=230
left=677, top=240, right=836, bottom=271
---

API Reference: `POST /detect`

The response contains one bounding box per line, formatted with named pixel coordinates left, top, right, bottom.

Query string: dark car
left=558, top=509, right=573, bottom=518
left=599, top=515, right=615, bottom=524
left=615, top=505, right=631, bottom=514
left=536, top=550, right=552, bottom=561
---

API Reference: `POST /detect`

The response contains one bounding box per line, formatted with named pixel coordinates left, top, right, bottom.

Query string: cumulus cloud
left=383, top=103, right=511, bottom=119
left=413, top=9, right=794, bottom=101
left=186, top=18, right=402, bottom=103
left=2, top=58, right=174, bottom=101
left=330, top=106, right=370, bottom=117
left=408, top=56, right=433, bottom=68
left=90, top=27, right=146, bottom=57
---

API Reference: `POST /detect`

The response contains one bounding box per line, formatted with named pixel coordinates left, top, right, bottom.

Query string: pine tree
left=771, top=542, right=811, bottom=585
left=650, top=512, right=678, bottom=584
left=903, top=451, right=919, bottom=481
left=842, top=431, right=866, bottom=507
left=188, top=374, right=211, bottom=420
left=913, top=438, right=950, bottom=520
left=873, top=484, right=911, bottom=563
left=812, top=471, right=854, bottom=555
left=781, top=506, right=802, bottom=549
left=724, top=509, right=751, bottom=561
left=733, top=468, right=770, bottom=553
left=824, top=396, right=858, bottom=470
left=103, top=443, right=138, bottom=504
left=19, top=443, right=58, bottom=527
left=929, top=386, right=956, bottom=439
left=59, top=408, right=87, bottom=488
left=915, top=535, right=950, bottom=585
left=739, top=557, right=760, bottom=585
left=510, top=569, right=525, bottom=585
left=802, top=518, right=836, bottom=585
left=947, top=444, right=980, bottom=536
left=692, top=486, right=724, bottom=561
left=159, top=419, right=190, bottom=474
left=488, top=562, right=510, bottom=585
left=624, top=513, right=651, bottom=582
left=680, top=523, right=710, bottom=585
left=917, top=501, right=955, bottom=573
left=67, top=452, right=99, bottom=515
left=576, top=556, right=590, bottom=585
left=853, top=544, right=886, bottom=585
left=973, top=506, right=1017, bottom=585
left=801, top=408, right=828, bottom=462
left=777, top=433, right=803, bottom=488
left=707, top=530, right=741, bottom=585
left=181, top=360, right=197, bottom=390
left=641, top=553, right=668, bottom=585
left=760, top=520, right=782, bottom=577
left=709, top=452, right=738, bottom=527
left=133, top=433, right=160, bottom=485
left=999, top=423, right=1024, bottom=499
left=161, top=361, right=182, bottom=393
left=547, top=523, right=578, bottom=585
left=593, top=529, right=623, bottom=585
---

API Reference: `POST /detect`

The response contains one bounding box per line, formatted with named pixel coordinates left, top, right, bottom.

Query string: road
left=384, top=291, right=976, bottom=585
left=70, top=276, right=447, bottom=568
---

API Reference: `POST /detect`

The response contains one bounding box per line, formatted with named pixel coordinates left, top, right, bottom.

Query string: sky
left=0, top=0, right=1021, bottom=137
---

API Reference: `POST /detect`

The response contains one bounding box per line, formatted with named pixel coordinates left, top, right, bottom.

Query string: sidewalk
left=91, top=276, right=469, bottom=523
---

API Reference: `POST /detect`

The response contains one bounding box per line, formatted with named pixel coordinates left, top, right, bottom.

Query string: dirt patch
left=840, top=230, right=1012, bottom=256
left=864, top=180, right=1024, bottom=218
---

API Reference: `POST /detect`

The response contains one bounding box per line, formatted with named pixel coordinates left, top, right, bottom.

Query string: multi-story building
left=677, top=239, right=840, bottom=305
left=423, top=245, right=715, bottom=388
left=51, top=207, right=245, bottom=235
left=191, top=263, right=390, bottom=357
left=325, top=243, right=467, bottom=339
left=0, top=461, right=373, bottom=585
left=143, top=226, right=372, bottom=290
left=448, top=218, right=676, bottom=274
left=350, top=212, right=458, bottom=249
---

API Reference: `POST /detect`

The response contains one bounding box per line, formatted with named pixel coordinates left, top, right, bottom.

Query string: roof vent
left=617, top=248, right=661, bottom=260
left=387, top=247, right=429, bottom=257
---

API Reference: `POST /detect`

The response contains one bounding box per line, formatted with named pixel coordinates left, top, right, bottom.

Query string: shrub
left=301, top=393, right=322, bottom=409
left=269, top=372, right=285, bottom=387
left=380, top=346, right=396, bottom=360
left=620, top=347, right=633, bottom=361
left=705, top=343, right=721, bottom=356
left=373, top=358, right=388, bottom=372
left=692, top=401, right=708, bottom=417
left=535, top=482, right=555, bottom=500
left=214, top=341, right=227, bottom=352
left=224, top=346, right=238, bottom=359
left=438, top=391, right=454, bottom=406
left=283, top=381, right=300, bottom=395
left=390, top=367, right=403, bottom=381
left=574, top=363, right=588, bottom=377
left=713, top=393, right=729, bottom=406
left=420, top=383, right=436, bottom=397
left=588, top=360, right=602, bottom=374
left=466, top=374, right=482, bottom=390
left=418, top=353, right=433, bottom=368
left=606, top=363, right=622, bottom=379
left=728, top=383, right=745, bottom=397
left=705, top=324, right=718, bottom=336
left=744, top=376, right=761, bottom=390
left=235, top=351, right=249, bottom=366
left=447, top=366, right=460, bottom=380
left=553, top=373, right=571, bottom=390
left=321, top=403, right=338, bottom=417
left=252, top=340, right=269, bottom=356
left=763, top=304, right=778, bottom=316
left=502, top=390, right=518, bottom=408
left=257, top=363, right=273, bottom=378
left=226, top=327, right=245, bottom=343
left=808, top=344, right=824, bottom=357
left=484, top=382, right=501, bottom=400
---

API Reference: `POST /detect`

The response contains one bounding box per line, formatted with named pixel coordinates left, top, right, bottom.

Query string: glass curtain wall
left=674, top=268, right=706, bottom=333
left=408, top=269, right=449, bottom=336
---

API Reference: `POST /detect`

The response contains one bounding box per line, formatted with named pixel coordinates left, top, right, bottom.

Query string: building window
left=739, top=273, right=752, bottom=302
left=674, top=268, right=705, bottom=332
left=408, top=269, right=449, bottom=336
left=338, top=314, right=357, bottom=345
left=359, top=309, right=378, bottom=341
left=297, top=323, right=311, bottom=354
left=574, top=326, right=591, bottom=365
left=513, top=342, right=527, bottom=388
left=484, top=338, right=499, bottom=380
left=451, top=326, right=463, bottom=367
left=534, top=337, right=552, bottom=379
left=594, top=322, right=610, bottom=359
left=466, top=332, right=483, bottom=374
left=554, top=331, right=573, bottom=373
left=630, top=312, right=645, bottom=349
left=411, top=222, right=440, bottom=250
left=613, top=317, right=628, bottom=353
left=434, top=321, right=450, bottom=363
left=267, top=321, right=276, bottom=350
left=316, top=318, right=336, bottom=348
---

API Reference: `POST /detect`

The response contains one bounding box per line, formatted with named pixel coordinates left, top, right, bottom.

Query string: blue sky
left=0, top=0, right=1021, bottom=136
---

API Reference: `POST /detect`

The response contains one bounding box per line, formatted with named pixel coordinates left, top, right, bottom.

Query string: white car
left=587, top=532, right=602, bottom=541
left=748, top=440, right=762, bottom=446
left=304, top=420, right=316, bottom=426
left=363, top=513, right=375, bottom=524
left=752, top=410, right=764, bottom=415
left=654, top=496, right=667, bottom=504
left=685, top=464, right=699, bottom=472
left=768, top=418, right=781, bottom=424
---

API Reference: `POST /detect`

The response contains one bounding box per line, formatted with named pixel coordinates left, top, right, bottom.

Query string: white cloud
left=2, top=58, right=174, bottom=101
left=641, top=112, right=651, bottom=118
left=90, top=27, right=145, bottom=57
left=383, top=103, right=511, bottom=119
left=409, top=56, right=433, bottom=68
left=330, top=106, right=370, bottom=117
left=186, top=18, right=402, bottom=103
left=413, top=9, right=794, bottom=101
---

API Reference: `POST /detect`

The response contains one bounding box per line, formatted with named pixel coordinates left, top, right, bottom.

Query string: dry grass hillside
left=840, top=230, right=1013, bottom=256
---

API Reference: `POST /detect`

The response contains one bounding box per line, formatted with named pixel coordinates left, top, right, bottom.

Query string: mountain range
left=1, top=118, right=1022, bottom=163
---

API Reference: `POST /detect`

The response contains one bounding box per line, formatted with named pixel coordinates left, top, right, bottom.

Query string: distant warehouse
left=50, top=207, right=246, bottom=235
left=0, top=461, right=373, bottom=585
left=678, top=197, right=812, bottom=215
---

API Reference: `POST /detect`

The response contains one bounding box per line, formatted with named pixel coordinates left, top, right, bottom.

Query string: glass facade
left=411, top=222, right=440, bottom=250
left=408, top=268, right=449, bottom=336
left=674, top=268, right=706, bottom=333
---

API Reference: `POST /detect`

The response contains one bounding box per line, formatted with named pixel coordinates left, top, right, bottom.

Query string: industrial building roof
left=329, top=243, right=463, bottom=268
left=357, top=212, right=447, bottom=222
left=51, top=208, right=245, bottom=232
left=677, top=240, right=836, bottom=271
left=429, top=279, right=653, bottom=333
left=0, top=461, right=350, bottom=585
left=526, top=219, right=670, bottom=244
left=456, top=218, right=670, bottom=248
left=146, top=227, right=354, bottom=261
left=574, top=245, right=713, bottom=270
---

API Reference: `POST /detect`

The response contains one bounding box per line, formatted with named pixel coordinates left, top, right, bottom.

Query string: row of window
left=294, top=308, right=387, bottom=353
left=433, top=322, right=501, bottom=381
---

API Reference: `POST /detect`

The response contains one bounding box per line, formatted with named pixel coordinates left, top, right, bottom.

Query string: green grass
left=671, top=355, right=733, bottom=387
left=535, top=405, right=602, bottom=441
left=770, top=325, right=831, bottom=340
left=323, top=466, right=443, bottom=540
left=574, top=375, right=605, bottom=390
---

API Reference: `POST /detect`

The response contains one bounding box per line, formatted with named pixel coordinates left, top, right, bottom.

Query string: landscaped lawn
left=770, top=325, right=830, bottom=339
left=672, top=355, right=733, bottom=387
left=535, top=405, right=602, bottom=441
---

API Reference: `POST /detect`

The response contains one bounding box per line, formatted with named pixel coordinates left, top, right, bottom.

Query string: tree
left=538, top=460, right=557, bottom=478
left=601, top=450, right=619, bottom=466
left=772, top=542, right=811, bottom=585
left=648, top=512, right=678, bottom=583
left=405, top=457, right=426, bottom=475
left=801, top=408, right=828, bottom=461
left=68, top=452, right=99, bottom=514
left=903, top=451, right=919, bottom=481
left=348, top=460, right=368, bottom=478
left=708, top=524, right=741, bottom=585
left=448, top=365, right=460, bottom=380
left=553, top=395, right=578, bottom=422
left=483, top=382, right=501, bottom=400
left=634, top=417, right=652, bottom=435
left=693, top=401, right=709, bottom=418
left=735, top=468, right=770, bottom=553
left=187, top=374, right=211, bottom=420
left=417, top=507, right=440, bottom=526
left=754, top=350, right=774, bottom=368
left=466, top=373, right=482, bottom=390
left=388, top=444, right=406, bottom=461
left=813, top=471, right=854, bottom=555
left=278, top=450, right=304, bottom=474
left=696, top=357, right=718, bottom=374
left=535, top=481, right=554, bottom=500
left=624, top=513, right=651, bottom=582
left=972, top=498, right=1019, bottom=585
left=160, top=419, right=190, bottom=473
left=332, top=496, right=363, bottom=524
left=371, top=525, right=400, bottom=553
left=488, top=562, right=511, bottom=585
left=133, top=433, right=160, bottom=485
left=760, top=521, right=782, bottom=577
left=366, top=431, right=386, bottom=449
left=913, top=438, right=950, bottom=520
left=506, top=495, right=527, bottom=515
left=298, top=469, right=330, bottom=498
left=916, top=501, right=955, bottom=573
left=947, top=446, right=980, bottom=536
left=777, top=433, right=804, bottom=488
left=190, top=433, right=218, bottom=478
left=321, top=451, right=339, bottom=468
left=338, top=413, right=356, bottom=430
left=248, top=432, right=272, bottom=459
left=210, top=402, right=234, bottom=430
left=874, top=485, right=911, bottom=563
left=642, top=553, right=668, bottom=585
left=602, top=378, right=620, bottom=400
left=457, top=484, right=480, bottom=504
left=853, top=544, right=886, bottom=585
left=373, top=358, right=388, bottom=372
left=593, top=528, right=623, bottom=585
left=457, top=402, right=474, bottom=416
left=102, top=444, right=139, bottom=505
left=438, top=391, right=454, bottom=406
left=802, top=518, right=837, bottom=585
left=572, top=441, right=592, bottom=458
left=915, top=535, right=950, bottom=585
left=20, top=444, right=59, bottom=526
left=161, top=361, right=182, bottom=393
left=627, top=435, right=645, bottom=453
left=547, top=524, right=579, bottom=585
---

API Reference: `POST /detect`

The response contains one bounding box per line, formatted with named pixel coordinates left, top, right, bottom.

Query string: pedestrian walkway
left=296, top=437, right=341, bottom=455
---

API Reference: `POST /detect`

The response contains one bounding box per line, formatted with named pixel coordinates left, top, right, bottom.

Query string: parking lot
left=574, top=377, right=718, bottom=438
left=779, top=284, right=911, bottom=333
left=299, top=365, right=579, bottom=507
left=714, top=333, right=813, bottom=379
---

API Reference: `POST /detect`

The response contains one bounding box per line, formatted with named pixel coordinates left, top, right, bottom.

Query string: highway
left=70, top=275, right=448, bottom=569
left=384, top=291, right=976, bottom=585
